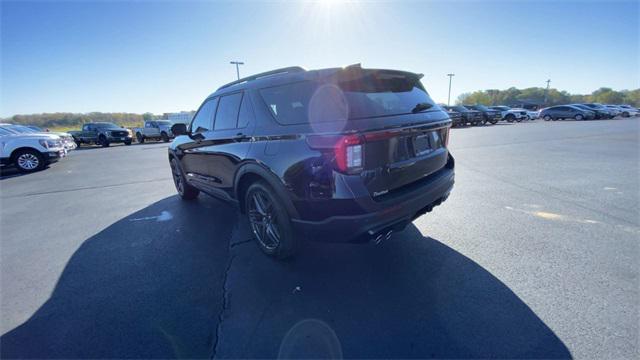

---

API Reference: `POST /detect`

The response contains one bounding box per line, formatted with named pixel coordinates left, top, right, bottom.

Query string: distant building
left=165, top=111, right=195, bottom=124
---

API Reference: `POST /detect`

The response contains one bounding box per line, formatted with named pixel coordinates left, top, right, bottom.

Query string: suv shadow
left=0, top=196, right=570, bottom=359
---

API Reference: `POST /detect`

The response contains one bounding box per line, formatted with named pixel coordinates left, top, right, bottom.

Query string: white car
left=489, top=106, right=528, bottom=122
left=610, top=105, right=639, bottom=118
left=0, top=123, right=77, bottom=150
left=512, top=108, right=539, bottom=120
left=0, top=128, right=67, bottom=173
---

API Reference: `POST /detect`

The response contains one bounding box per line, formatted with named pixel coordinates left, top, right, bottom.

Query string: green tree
left=591, top=87, right=625, bottom=104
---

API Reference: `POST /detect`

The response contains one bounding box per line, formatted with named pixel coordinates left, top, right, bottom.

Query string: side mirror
left=171, top=123, right=188, bottom=136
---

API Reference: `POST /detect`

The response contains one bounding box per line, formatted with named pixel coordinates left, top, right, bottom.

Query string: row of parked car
left=441, top=104, right=539, bottom=127
left=538, top=103, right=639, bottom=121
left=441, top=103, right=639, bottom=126
left=1, top=100, right=638, bottom=174
left=0, top=120, right=178, bottom=173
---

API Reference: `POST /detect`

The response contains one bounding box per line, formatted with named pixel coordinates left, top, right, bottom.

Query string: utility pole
left=543, top=79, right=551, bottom=105
left=447, top=73, right=455, bottom=106
left=230, top=61, right=245, bottom=80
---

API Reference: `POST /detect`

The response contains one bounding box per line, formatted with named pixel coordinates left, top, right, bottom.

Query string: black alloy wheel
left=245, top=181, right=295, bottom=258
left=170, top=158, right=199, bottom=200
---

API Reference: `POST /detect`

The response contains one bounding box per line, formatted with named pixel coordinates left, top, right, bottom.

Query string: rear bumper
left=292, top=166, right=454, bottom=243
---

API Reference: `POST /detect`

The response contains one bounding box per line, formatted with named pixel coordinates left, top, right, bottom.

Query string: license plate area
left=413, top=131, right=442, bottom=157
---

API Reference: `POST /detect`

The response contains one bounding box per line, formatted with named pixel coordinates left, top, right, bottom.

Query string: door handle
left=234, top=133, right=250, bottom=141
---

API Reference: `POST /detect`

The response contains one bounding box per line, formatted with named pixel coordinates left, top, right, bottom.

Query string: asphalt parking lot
left=1, top=119, right=638, bottom=359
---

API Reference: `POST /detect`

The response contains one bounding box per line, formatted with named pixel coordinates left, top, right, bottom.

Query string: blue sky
left=1, top=0, right=638, bottom=117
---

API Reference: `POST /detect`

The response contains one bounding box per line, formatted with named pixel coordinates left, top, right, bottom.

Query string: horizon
left=1, top=84, right=635, bottom=118
left=2, top=0, right=638, bottom=117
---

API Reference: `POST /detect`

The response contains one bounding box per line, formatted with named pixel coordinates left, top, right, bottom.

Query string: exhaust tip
left=373, top=233, right=384, bottom=245
left=385, top=230, right=393, bottom=240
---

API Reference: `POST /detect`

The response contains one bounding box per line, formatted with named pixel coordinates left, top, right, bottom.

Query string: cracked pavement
left=1, top=120, right=638, bottom=358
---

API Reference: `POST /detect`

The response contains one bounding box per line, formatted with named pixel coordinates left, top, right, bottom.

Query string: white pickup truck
left=133, top=120, right=174, bottom=143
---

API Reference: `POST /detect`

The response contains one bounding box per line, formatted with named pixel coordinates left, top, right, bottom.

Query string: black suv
left=465, top=105, right=501, bottom=125
left=443, top=105, right=483, bottom=126
left=168, top=65, right=455, bottom=258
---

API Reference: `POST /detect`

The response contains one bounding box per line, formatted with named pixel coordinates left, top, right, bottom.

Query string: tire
left=543, top=115, right=552, bottom=121
left=490, top=119, right=499, bottom=125
left=136, top=133, right=145, bottom=144
left=245, top=181, right=296, bottom=259
left=124, top=140, right=132, bottom=146
left=575, top=114, right=584, bottom=121
left=74, top=138, right=81, bottom=147
left=622, top=112, right=630, bottom=118
left=98, top=135, right=109, bottom=147
left=161, top=132, right=170, bottom=142
left=13, top=149, right=45, bottom=173
left=170, top=158, right=199, bottom=200
left=515, top=117, right=523, bottom=123
left=505, top=114, right=515, bottom=122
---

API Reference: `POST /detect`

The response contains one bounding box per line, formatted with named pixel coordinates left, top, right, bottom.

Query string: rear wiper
left=411, top=102, right=433, bottom=113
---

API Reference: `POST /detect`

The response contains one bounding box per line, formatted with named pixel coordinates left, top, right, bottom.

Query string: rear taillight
left=335, top=134, right=363, bottom=173
left=442, top=127, right=450, bottom=148
left=306, top=134, right=364, bottom=174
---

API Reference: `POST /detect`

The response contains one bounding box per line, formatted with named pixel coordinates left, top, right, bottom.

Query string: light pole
left=230, top=61, right=245, bottom=80
left=543, top=79, right=551, bottom=105
left=447, top=73, right=455, bottom=106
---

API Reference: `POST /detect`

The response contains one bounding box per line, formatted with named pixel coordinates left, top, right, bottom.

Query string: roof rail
left=217, top=66, right=306, bottom=91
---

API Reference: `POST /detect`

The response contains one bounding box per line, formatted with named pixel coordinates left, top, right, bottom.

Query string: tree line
left=2, top=112, right=163, bottom=130
left=457, top=87, right=640, bottom=108
left=3, top=87, right=638, bottom=129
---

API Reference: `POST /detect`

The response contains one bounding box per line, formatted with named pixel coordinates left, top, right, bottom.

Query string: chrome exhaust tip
left=374, top=233, right=384, bottom=245
left=385, top=230, right=393, bottom=240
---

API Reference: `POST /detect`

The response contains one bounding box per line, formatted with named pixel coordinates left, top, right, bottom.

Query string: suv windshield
left=0, top=127, right=16, bottom=136
left=156, top=121, right=171, bottom=126
left=259, top=71, right=436, bottom=124
left=3, top=125, right=36, bottom=134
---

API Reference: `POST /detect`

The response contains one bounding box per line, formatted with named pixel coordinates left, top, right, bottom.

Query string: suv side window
left=191, top=98, right=218, bottom=133
left=145, top=122, right=152, bottom=128
left=237, top=93, right=255, bottom=128
left=84, top=124, right=93, bottom=131
left=214, top=92, right=243, bottom=130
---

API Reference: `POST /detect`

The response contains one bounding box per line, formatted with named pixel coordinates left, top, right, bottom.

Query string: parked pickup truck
left=133, top=120, right=174, bottom=143
left=69, top=122, right=133, bottom=147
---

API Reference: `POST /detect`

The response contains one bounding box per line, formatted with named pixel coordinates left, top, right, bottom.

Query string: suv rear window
left=259, top=72, right=435, bottom=125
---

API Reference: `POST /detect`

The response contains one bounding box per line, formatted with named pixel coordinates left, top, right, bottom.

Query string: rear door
left=82, top=124, right=97, bottom=141
left=145, top=121, right=160, bottom=137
